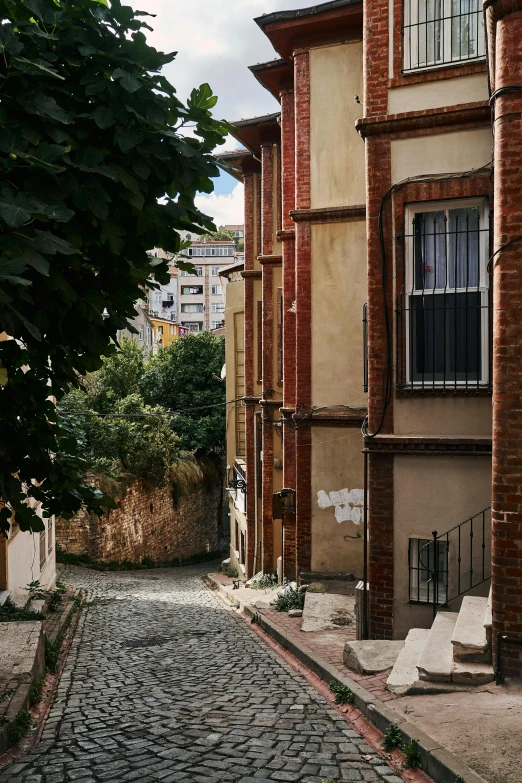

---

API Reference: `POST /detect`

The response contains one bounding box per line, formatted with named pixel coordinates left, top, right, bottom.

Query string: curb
left=204, top=574, right=488, bottom=783
left=246, top=604, right=488, bottom=783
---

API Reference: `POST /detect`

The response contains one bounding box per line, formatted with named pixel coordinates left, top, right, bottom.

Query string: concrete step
left=417, top=612, right=458, bottom=682
left=451, top=595, right=490, bottom=662
left=452, top=660, right=495, bottom=685
left=386, top=628, right=430, bottom=695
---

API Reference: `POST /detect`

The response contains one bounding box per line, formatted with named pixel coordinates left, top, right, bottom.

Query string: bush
left=274, top=584, right=304, bottom=612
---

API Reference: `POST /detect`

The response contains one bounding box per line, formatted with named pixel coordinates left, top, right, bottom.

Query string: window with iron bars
left=397, top=199, right=490, bottom=390
left=403, top=0, right=485, bottom=71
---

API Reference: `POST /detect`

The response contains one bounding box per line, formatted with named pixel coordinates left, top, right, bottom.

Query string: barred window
left=398, top=199, right=490, bottom=389
left=403, top=0, right=485, bottom=71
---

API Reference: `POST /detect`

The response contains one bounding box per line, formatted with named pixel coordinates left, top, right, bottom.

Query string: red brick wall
left=488, top=0, right=522, bottom=677
left=368, top=453, right=394, bottom=639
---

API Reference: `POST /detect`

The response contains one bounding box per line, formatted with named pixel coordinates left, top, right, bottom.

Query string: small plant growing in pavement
left=401, top=738, right=422, bottom=769
left=30, top=677, right=45, bottom=706
left=220, top=564, right=238, bottom=579
left=382, top=722, right=402, bottom=752
left=0, top=687, right=15, bottom=704
left=249, top=572, right=278, bottom=589
left=7, top=709, right=33, bottom=747
left=274, top=583, right=304, bottom=612
left=329, top=681, right=355, bottom=705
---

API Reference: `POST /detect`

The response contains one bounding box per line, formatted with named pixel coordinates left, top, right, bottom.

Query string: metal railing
left=410, top=506, right=491, bottom=617
left=228, top=462, right=247, bottom=514
left=403, top=0, right=485, bottom=71
left=396, top=210, right=491, bottom=391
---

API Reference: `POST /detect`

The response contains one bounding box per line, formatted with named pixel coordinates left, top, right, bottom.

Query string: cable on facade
left=362, top=161, right=493, bottom=440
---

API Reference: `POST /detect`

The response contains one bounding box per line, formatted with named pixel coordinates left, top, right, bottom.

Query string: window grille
left=396, top=199, right=490, bottom=391
left=403, top=0, right=485, bottom=71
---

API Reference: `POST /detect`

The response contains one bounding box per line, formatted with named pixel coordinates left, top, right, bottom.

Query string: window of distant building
left=181, top=321, right=203, bottom=332
left=211, top=303, right=225, bottom=313
left=211, top=285, right=222, bottom=295
left=181, top=303, right=204, bottom=313
left=211, top=320, right=224, bottom=330
left=181, top=286, right=203, bottom=295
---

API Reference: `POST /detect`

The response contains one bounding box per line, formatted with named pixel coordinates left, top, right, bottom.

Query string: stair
left=386, top=588, right=494, bottom=694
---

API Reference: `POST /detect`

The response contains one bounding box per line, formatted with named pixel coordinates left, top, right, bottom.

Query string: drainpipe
left=363, top=449, right=369, bottom=640
left=253, top=410, right=262, bottom=575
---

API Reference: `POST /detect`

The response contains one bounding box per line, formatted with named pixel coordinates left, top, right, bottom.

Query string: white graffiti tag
left=316, top=488, right=365, bottom=524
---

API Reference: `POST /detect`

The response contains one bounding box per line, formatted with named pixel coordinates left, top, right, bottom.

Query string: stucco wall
left=57, top=478, right=220, bottom=564
left=311, top=220, right=367, bottom=408
left=394, top=397, right=492, bottom=437
left=311, top=426, right=365, bottom=576
left=7, top=514, right=56, bottom=600
left=310, top=41, right=365, bottom=208
left=391, top=128, right=492, bottom=182
left=224, top=275, right=245, bottom=464
left=393, top=455, right=492, bottom=638
left=388, top=73, right=488, bottom=115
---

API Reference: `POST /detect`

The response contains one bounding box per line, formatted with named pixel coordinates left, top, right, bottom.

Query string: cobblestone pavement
left=2, top=564, right=403, bottom=783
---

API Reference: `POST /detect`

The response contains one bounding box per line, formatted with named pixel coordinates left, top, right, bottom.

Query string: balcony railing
left=228, top=461, right=246, bottom=514
left=409, top=506, right=491, bottom=617
left=403, top=0, right=485, bottom=71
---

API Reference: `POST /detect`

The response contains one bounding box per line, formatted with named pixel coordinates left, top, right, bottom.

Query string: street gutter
left=205, top=573, right=489, bottom=783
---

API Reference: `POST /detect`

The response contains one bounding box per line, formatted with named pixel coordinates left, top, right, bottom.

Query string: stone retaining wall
left=56, top=477, right=221, bottom=564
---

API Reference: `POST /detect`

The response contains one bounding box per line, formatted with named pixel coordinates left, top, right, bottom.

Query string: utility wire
left=59, top=395, right=261, bottom=418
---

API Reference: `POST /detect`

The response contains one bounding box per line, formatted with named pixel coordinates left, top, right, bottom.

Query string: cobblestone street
left=2, top=564, right=403, bottom=783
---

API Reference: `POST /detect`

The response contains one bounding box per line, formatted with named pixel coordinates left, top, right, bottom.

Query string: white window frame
left=211, top=285, right=222, bottom=296
left=403, top=0, right=485, bottom=71
left=211, top=303, right=225, bottom=313
left=404, top=197, right=489, bottom=387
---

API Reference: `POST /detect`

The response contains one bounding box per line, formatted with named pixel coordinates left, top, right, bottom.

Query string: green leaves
left=0, top=0, right=229, bottom=534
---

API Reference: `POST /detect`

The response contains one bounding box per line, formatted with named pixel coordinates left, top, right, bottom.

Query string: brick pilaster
left=487, top=0, right=522, bottom=677
left=261, top=143, right=274, bottom=257
left=368, top=452, right=394, bottom=639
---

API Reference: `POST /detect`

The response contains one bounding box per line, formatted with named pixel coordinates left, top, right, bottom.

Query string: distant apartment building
left=223, top=224, right=245, bottom=241
left=178, top=240, right=237, bottom=332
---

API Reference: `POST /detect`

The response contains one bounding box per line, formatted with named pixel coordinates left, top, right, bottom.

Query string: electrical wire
left=59, top=394, right=262, bottom=419
left=362, top=161, right=493, bottom=440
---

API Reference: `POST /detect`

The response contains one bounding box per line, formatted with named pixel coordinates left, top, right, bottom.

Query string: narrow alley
left=2, top=564, right=402, bottom=783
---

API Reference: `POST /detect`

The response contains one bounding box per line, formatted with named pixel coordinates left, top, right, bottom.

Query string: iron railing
left=363, top=302, right=368, bottom=393
left=410, top=506, right=491, bottom=617
left=397, top=208, right=491, bottom=391
left=403, top=0, right=486, bottom=71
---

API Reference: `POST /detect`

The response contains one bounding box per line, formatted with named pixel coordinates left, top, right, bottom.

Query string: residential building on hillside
left=178, top=241, right=237, bottom=332
left=221, top=1, right=367, bottom=582
left=116, top=304, right=156, bottom=358
left=222, top=0, right=522, bottom=680
left=223, top=224, right=244, bottom=241
left=149, top=316, right=189, bottom=349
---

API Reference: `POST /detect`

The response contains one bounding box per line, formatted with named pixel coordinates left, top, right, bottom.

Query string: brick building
left=222, top=2, right=367, bottom=584
left=223, top=0, right=522, bottom=678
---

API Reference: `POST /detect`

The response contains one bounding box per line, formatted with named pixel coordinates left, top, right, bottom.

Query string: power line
left=58, top=395, right=261, bottom=418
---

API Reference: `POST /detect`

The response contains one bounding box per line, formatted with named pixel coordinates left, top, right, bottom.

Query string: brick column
left=487, top=0, right=522, bottom=677
left=368, top=453, right=394, bottom=639
left=280, top=87, right=297, bottom=581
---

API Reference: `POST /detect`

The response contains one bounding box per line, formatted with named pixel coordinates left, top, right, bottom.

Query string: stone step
left=451, top=595, right=490, bottom=662
left=386, top=628, right=430, bottom=695
left=417, top=612, right=457, bottom=682
left=452, top=661, right=495, bottom=685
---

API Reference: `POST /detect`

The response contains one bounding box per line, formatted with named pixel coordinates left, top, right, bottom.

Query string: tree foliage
left=0, top=0, right=230, bottom=533
left=140, top=332, right=226, bottom=454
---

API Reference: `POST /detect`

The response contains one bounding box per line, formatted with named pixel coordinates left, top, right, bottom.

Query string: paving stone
left=0, top=563, right=400, bottom=783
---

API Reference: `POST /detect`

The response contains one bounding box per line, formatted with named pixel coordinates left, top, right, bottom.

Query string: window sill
left=389, top=58, right=487, bottom=89
left=396, top=386, right=492, bottom=398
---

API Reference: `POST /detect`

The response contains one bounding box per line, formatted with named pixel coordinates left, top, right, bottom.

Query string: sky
left=127, top=0, right=314, bottom=226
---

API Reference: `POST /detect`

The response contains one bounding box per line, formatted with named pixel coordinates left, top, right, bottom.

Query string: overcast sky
left=127, top=0, right=312, bottom=226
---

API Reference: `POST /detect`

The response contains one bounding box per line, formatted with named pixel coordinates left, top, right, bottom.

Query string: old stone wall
left=56, top=477, right=221, bottom=564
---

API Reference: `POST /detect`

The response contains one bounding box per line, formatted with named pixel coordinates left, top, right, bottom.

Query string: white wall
left=8, top=512, right=56, bottom=601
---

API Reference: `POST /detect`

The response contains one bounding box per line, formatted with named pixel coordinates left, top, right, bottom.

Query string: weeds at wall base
left=6, top=709, right=33, bottom=747
left=57, top=548, right=223, bottom=572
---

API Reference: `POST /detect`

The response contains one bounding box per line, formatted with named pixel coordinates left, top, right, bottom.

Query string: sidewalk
left=207, top=572, right=495, bottom=783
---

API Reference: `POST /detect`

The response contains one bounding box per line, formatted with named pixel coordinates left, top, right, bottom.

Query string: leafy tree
left=199, top=229, right=236, bottom=242
left=81, top=338, right=145, bottom=413
left=0, top=0, right=230, bottom=533
left=140, top=333, right=226, bottom=453
left=59, top=390, right=180, bottom=487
